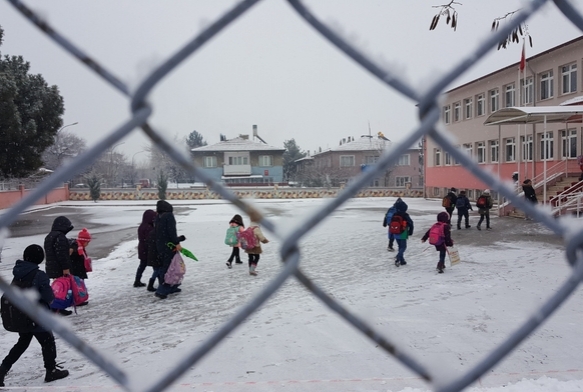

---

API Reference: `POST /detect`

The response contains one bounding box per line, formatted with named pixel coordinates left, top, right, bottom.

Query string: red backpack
left=236, top=226, right=258, bottom=250
left=428, top=222, right=445, bottom=246
left=389, top=215, right=406, bottom=234
left=476, top=195, right=487, bottom=208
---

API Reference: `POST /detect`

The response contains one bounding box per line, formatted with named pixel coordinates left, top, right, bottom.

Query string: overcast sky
left=1, top=1, right=582, bottom=164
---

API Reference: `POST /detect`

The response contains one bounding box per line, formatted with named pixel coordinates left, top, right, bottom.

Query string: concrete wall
left=0, top=184, right=69, bottom=210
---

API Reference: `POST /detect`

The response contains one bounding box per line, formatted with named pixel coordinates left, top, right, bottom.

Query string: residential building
left=191, top=133, right=285, bottom=186
left=426, top=36, right=583, bottom=200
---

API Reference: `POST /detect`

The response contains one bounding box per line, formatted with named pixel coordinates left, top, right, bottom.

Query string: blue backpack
left=224, top=226, right=239, bottom=246
left=384, top=207, right=396, bottom=226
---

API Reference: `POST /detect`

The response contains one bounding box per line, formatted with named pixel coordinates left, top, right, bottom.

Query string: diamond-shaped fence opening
left=2, top=0, right=583, bottom=391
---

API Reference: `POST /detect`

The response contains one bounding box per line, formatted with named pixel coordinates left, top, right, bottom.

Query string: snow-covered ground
left=0, top=197, right=581, bottom=392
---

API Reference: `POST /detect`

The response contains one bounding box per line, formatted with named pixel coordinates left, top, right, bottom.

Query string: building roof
left=191, top=137, right=285, bottom=153
left=484, top=106, right=583, bottom=126
left=314, top=135, right=392, bottom=156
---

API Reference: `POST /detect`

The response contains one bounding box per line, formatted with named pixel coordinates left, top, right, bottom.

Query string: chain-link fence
left=1, top=1, right=583, bottom=391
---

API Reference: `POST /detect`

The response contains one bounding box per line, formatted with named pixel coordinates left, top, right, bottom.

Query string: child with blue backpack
left=421, top=211, right=454, bottom=273
left=382, top=198, right=401, bottom=251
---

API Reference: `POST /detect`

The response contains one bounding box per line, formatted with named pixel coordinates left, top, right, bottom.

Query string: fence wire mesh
left=1, top=0, right=583, bottom=391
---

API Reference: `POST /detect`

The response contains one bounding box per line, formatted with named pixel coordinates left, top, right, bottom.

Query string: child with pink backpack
left=421, top=211, right=454, bottom=273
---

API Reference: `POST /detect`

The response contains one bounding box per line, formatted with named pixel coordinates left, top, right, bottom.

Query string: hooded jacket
left=392, top=199, right=414, bottom=239
left=138, top=209, right=157, bottom=261
left=44, top=216, right=74, bottom=278
left=155, top=201, right=183, bottom=266
left=12, top=260, right=54, bottom=308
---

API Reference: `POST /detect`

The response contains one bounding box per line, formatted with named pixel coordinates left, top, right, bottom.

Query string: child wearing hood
left=0, top=245, right=69, bottom=386
left=44, top=216, right=74, bottom=316
left=391, top=199, right=414, bottom=266
left=421, top=212, right=454, bottom=273
left=135, top=210, right=156, bottom=288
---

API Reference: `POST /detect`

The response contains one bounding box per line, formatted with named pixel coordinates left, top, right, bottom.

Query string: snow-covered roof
left=484, top=106, right=583, bottom=125
left=191, top=137, right=285, bottom=153
left=314, top=135, right=392, bottom=156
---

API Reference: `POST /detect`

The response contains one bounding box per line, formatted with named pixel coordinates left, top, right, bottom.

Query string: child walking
left=225, top=214, right=245, bottom=269
left=245, top=221, right=269, bottom=276
left=135, top=209, right=157, bottom=288
left=390, top=199, right=414, bottom=266
left=69, top=228, right=92, bottom=305
left=421, top=211, right=454, bottom=273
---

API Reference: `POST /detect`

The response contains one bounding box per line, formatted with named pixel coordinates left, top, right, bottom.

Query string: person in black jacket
left=454, top=190, right=473, bottom=230
left=154, top=200, right=186, bottom=299
left=43, top=216, right=74, bottom=315
left=522, top=179, right=538, bottom=220
left=135, top=209, right=156, bottom=288
left=444, top=188, right=457, bottom=223
left=0, top=245, right=69, bottom=387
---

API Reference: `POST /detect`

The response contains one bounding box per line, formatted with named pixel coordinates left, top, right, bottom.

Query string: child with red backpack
left=389, top=199, right=414, bottom=266
left=242, top=221, right=269, bottom=276
left=421, top=211, right=454, bottom=273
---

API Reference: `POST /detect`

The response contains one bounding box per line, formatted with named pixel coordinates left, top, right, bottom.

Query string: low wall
left=0, top=184, right=70, bottom=210
left=69, top=187, right=424, bottom=201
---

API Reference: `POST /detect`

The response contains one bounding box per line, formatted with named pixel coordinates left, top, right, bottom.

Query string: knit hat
left=23, top=244, right=44, bottom=264
left=77, top=228, right=92, bottom=244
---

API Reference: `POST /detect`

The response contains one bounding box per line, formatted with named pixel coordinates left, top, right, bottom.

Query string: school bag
left=384, top=207, right=396, bottom=227
left=70, top=275, right=89, bottom=306
left=164, top=252, right=186, bottom=285
left=455, top=197, right=466, bottom=209
left=1, top=272, right=37, bottom=333
left=224, top=226, right=239, bottom=246
left=428, top=222, right=445, bottom=246
left=442, top=196, right=452, bottom=208
left=51, top=276, right=74, bottom=310
left=236, top=226, right=258, bottom=250
left=389, top=215, right=406, bottom=235
left=476, top=195, right=487, bottom=208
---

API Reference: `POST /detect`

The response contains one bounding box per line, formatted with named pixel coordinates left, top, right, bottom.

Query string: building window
left=444, top=151, right=451, bottom=166
left=477, top=142, right=486, bottom=163
left=521, top=135, right=533, bottom=161
left=490, top=140, right=499, bottom=163
left=540, top=70, right=554, bottom=100
left=505, top=138, right=515, bottom=162
left=259, top=155, right=272, bottom=166
left=540, top=131, right=554, bottom=160
left=228, top=156, right=248, bottom=165
left=365, top=156, right=379, bottom=164
left=453, top=102, right=461, bottom=122
left=464, top=98, right=473, bottom=119
left=521, top=77, right=534, bottom=105
left=340, top=155, right=355, bottom=167
left=476, top=93, right=485, bottom=116
left=435, top=149, right=441, bottom=166
left=443, top=105, right=451, bottom=124
left=505, top=84, right=515, bottom=107
left=561, top=63, right=577, bottom=94
left=397, top=154, right=410, bottom=166
left=489, top=89, right=499, bottom=113
left=433, top=187, right=441, bottom=197
left=561, top=128, right=577, bottom=158
left=463, top=143, right=472, bottom=158
left=204, top=156, right=217, bottom=168
left=395, top=176, right=410, bottom=187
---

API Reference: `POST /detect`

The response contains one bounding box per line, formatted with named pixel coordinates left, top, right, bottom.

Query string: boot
left=0, top=364, right=8, bottom=387
left=249, top=265, right=257, bottom=276
left=45, top=364, right=69, bottom=382
left=134, top=279, right=146, bottom=287
left=146, top=279, right=156, bottom=292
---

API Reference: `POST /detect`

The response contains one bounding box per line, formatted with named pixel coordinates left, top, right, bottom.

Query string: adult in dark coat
left=454, top=191, right=473, bottom=229
left=146, top=228, right=161, bottom=292
left=135, top=209, right=156, bottom=288
left=44, top=216, right=73, bottom=279
left=444, top=188, right=457, bottom=223
left=522, top=179, right=538, bottom=220
left=154, top=200, right=185, bottom=299
left=0, top=245, right=69, bottom=386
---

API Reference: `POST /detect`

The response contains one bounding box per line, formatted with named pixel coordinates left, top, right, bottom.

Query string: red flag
left=519, top=41, right=526, bottom=72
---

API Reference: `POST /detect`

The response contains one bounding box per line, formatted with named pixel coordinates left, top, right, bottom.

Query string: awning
left=221, top=175, right=263, bottom=180
left=484, top=106, right=583, bottom=126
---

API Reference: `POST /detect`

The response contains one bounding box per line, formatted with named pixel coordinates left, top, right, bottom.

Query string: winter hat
left=450, top=188, right=457, bottom=192
left=460, top=190, right=466, bottom=195
left=230, top=214, right=244, bottom=227
left=394, top=198, right=408, bottom=212
left=23, top=244, right=44, bottom=264
left=483, top=189, right=490, bottom=195
left=77, top=228, right=92, bottom=244
left=437, top=211, right=450, bottom=223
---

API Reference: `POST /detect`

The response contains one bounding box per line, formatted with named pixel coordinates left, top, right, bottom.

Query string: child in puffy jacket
left=421, top=211, right=454, bottom=273
left=226, top=214, right=245, bottom=269
left=245, top=221, right=269, bottom=276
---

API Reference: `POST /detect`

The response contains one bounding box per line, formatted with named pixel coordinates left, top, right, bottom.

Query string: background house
left=191, top=127, right=285, bottom=186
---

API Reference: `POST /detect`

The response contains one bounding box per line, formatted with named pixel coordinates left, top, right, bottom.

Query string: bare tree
left=41, top=131, right=86, bottom=170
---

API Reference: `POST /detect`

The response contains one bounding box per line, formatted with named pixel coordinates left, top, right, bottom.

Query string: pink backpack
left=164, top=252, right=186, bottom=285
left=51, top=277, right=73, bottom=309
left=70, top=275, right=89, bottom=306
left=428, top=222, right=446, bottom=246
left=236, top=226, right=258, bottom=250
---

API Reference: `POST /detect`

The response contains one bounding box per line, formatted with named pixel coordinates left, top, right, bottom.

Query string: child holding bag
left=421, top=212, right=454, bottom=273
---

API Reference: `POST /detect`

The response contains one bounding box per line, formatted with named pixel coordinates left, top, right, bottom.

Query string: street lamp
left=57, top=122, right=79, bottom=134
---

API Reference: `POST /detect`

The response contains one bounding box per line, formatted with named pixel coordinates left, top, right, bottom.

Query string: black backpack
left=1, top=271, right=38, bottom=333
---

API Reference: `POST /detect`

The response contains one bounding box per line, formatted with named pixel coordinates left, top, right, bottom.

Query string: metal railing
left=2, top=1, right=583, bottom=392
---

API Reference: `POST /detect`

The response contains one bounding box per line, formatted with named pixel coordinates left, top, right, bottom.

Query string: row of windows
left=333, top=154, right=411, bottom=168
left=443, top=62, right=579, bottom=123
left=433, top=129, right=578, bottom=165
left=203, top=155, right=272, bottom=168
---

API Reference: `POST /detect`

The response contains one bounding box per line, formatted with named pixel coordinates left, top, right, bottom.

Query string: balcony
left=223, top=164, right=251, bottom=176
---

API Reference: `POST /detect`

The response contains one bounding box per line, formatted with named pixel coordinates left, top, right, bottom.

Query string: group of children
left=383, top=194, right=497, bottom=273
left=224, top=214, right=269, bottom=276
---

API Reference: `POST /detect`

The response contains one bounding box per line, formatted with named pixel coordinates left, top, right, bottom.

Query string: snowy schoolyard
left=0, top=197, right=582, bottom=392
